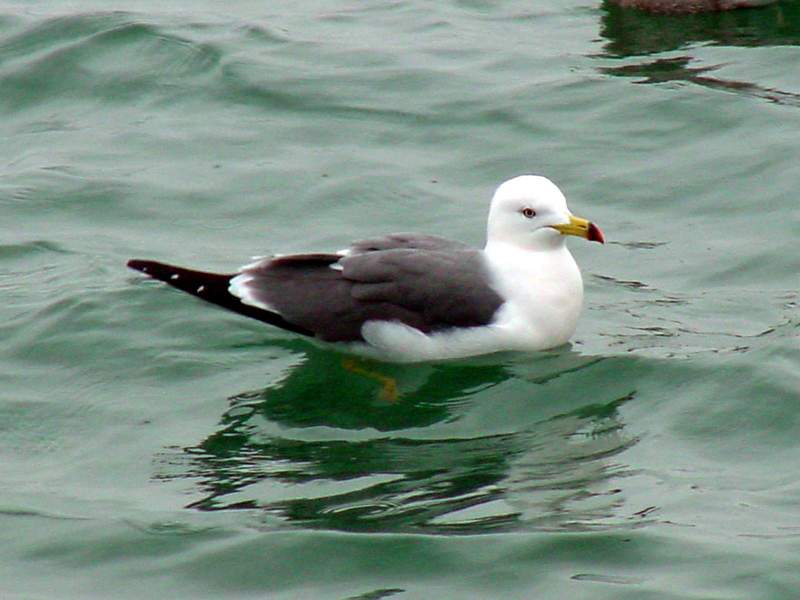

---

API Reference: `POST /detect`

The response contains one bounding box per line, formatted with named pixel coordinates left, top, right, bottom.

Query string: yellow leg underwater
left=342, top=358, right=399, bottom=402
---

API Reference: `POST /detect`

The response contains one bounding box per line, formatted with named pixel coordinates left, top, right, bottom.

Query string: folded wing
left=130, top=234, right=504, bottom=343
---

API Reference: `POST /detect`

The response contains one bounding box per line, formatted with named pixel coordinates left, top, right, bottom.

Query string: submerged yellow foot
left=342, top=358, right=399, bottom=402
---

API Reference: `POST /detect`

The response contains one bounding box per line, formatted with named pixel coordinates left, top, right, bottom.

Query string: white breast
left=484, top=241, right=584, bottom=350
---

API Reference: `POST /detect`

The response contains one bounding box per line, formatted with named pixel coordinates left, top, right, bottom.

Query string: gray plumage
left=128, top=233, right=504, bottom=343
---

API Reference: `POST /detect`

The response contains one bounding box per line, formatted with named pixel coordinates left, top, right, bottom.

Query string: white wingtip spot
left=197, top=285, right=205, bottom=293
left=170, top=274, right=180, bottom=280
left=329, top=261, right=344, bottom=272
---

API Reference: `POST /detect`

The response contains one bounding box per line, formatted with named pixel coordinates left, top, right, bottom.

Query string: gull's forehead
left=493, top=175, right=568, bottom=209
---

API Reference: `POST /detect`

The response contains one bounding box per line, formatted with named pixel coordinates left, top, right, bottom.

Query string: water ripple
left=0, top=12, right=221, bottom=111
left=154, top=352, right=643, bottom=534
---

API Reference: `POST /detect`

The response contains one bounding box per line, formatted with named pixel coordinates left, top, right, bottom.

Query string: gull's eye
left=521, top=207, right=536, bottom=219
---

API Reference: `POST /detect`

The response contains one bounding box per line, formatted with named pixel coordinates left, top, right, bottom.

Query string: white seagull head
left=486, top=175, right=604, bottom=250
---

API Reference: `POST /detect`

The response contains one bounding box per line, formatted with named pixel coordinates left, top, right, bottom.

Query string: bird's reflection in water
left=598, top=2, right=800, bottom=107
left=156, top=348, right=644, bottom=534
left=600, top=1, right=800, bottom=58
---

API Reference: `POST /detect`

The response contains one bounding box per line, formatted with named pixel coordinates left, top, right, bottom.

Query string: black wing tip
left=125, top=257, right=317, bottom=338
left=127, top=259, right=154, bottom=273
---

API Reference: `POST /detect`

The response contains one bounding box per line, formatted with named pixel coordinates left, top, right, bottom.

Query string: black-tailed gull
left=128, top=175, right=604, bottom=362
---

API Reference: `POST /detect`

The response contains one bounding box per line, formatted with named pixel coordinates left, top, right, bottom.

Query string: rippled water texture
left=1, top=2, right=799, bottom=598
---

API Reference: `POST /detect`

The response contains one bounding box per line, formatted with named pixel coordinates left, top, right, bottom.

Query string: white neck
left=485, top=228, right=566, bottom=253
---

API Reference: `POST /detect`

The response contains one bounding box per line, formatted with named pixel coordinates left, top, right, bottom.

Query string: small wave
left=0, top=239, right=70, bottom=259
left=0, top=12, right=222, bottom=111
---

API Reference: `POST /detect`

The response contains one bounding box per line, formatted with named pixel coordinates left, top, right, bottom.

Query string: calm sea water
left=1, top=1, right=799, bottom=598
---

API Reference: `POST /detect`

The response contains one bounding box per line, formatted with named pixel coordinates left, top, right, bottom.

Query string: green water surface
left=1, top=1, right=799, bottom=598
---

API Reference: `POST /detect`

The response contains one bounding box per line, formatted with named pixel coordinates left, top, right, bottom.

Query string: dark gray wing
left=241, top=244, right=503, bottom=342
left=129, top=234, right=504, bottom=343
left=343, top=248, right=503, bottom=329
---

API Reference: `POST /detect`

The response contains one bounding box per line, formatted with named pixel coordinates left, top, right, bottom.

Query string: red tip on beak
left=588, top=222, right=605, bottom=244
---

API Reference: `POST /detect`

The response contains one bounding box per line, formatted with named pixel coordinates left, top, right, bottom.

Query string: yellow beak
left=551, top=215, right=605, bottom=244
